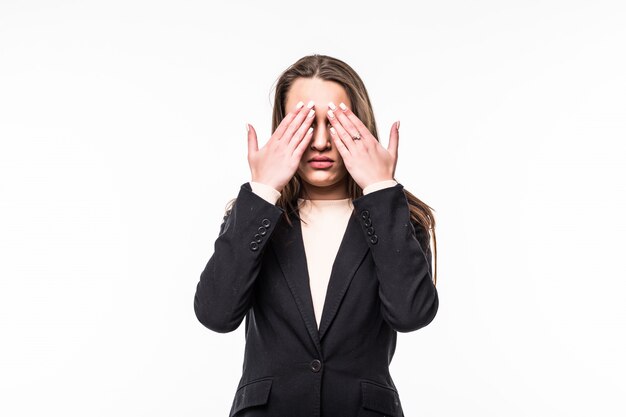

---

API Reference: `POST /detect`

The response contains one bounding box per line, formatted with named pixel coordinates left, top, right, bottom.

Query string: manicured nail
left=327, top=109, right=335, bottom=119
left=328, top=102, right=337, bottom=110
left=295, top=101, right=304, bottom=110
left=307, top=100, right=315, bottom=109
left=330, top=127, right=337, bottom=135
left=307, top=127, right=313, bottom=135
left=246, top=123, right=250, bottom=132
left=396, top=120, right=400, bottom=131
left=307, top=108, right=315, bottom=118
left=339, top=102, right=348, bottom=112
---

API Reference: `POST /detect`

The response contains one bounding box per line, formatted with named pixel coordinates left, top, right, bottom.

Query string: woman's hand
left=247, top=101, right=316, bottom=192
left=326, top=102, right=399, bottom=190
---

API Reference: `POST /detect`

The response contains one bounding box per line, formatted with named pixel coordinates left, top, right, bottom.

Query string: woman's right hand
left=247, top=100, right=316, bottom=193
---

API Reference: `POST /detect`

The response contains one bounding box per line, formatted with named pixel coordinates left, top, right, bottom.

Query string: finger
left=288, top=105, right=316, bottom=149
left=247, top=123, right=258, bottom=155
left=272, top=100, right=306, bottom=140
left=330, top=126, right=351, bottom=161
left=293, top=126, right=315, bottom=158
left=387, top=121, right=399, bottom=161
left=336, top=102, right=375, bottom=143
left=327, top=109, right=356, bottom=153
left=280, top=101, right=315, bottom=142
left=330, top=102, right=362, bottom=143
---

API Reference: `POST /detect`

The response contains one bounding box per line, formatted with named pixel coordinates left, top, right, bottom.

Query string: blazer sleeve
left=193, top=182, right=285, bottom=333
left=352, top=182, right=439, bottom=333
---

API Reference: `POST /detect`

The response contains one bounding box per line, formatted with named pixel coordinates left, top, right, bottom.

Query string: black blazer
left=194, top=181, right=438, bottom=417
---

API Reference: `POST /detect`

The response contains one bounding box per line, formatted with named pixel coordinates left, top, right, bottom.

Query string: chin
left=302, top=178, right=335, bottom=188
left=298, top=169, right=347, bottom=188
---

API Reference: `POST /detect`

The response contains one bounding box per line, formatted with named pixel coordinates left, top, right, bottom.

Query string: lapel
left=270, top=207, right=370, bottom=354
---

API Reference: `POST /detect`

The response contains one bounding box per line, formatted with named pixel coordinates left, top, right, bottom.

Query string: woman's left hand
left=327, top=102, right=399, bottom=190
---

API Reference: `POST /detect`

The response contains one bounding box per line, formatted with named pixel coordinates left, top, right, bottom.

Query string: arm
left=249, top=181, right=281, bottom=204
left=193, top=182, right=285, bottom=333
left=362, top=179, right=398, bottom=195
left=352, top=182, right=438, bottom=332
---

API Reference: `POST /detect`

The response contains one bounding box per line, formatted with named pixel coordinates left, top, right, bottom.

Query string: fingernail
left=339, top=102, right=348, bottom=112
left=330, top=127, right=337, bottom=135
left=307, top=108, right=315, bottom=118
left=307, top=127, right=313, bottom=135
left=295, top=101, right=304, bottom=110
left=328, top=102, right=337, bottom=111
left=327, top=109, right=335, bottom=119
left=396, top=120, right=400, bottom=131
left=246, top=123, right=250, bottom=132
left=307, top=100, right=315, bottom=109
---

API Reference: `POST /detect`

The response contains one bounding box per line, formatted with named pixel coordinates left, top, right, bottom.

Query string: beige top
left=249, top=179, right=398, bottom=329
left=296, top=196, right=354, bottom=329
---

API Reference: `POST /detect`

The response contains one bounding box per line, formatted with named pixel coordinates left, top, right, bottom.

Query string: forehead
left=285, top=77, right=351, bottom=109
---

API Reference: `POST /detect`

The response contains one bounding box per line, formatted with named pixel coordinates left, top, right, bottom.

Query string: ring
left=352, top=133, right=361, bottom=141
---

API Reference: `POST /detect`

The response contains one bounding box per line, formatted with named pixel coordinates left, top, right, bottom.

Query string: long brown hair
left=227, top=54, right=437, bottom=286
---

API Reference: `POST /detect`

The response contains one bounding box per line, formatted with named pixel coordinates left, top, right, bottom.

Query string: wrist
left=362, top=179, right=397, bottom=195
left=250, top=181, right=282, bottom=204
left=250, top=179, right=282, bottom=193
left=251, top=177, right=277, bottom=188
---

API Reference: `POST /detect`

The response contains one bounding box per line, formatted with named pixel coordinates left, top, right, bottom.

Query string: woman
left=194, top=54, right=439, bottom=417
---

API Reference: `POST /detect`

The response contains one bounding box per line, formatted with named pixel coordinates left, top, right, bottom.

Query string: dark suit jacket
left=194, top=181, right=439, bottom=417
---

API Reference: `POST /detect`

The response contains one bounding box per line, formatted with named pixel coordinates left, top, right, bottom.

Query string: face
left=284, top=77, right=352, bottom=198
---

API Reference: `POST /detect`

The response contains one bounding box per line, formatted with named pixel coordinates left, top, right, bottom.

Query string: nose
left=310, top=122, right=331, bottom=151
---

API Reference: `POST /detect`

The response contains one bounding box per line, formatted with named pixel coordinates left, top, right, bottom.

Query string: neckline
left=297, top=197, right=353, bottom=210
left=297, top=197, right=352, bottom=206
left=298, top=197, right=351, bottom=202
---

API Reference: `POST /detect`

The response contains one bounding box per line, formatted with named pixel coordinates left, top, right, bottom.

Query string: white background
left=1, top=1, right=624, bottom=416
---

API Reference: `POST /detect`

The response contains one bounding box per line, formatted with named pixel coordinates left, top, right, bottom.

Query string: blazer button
left=366, top=226, right=375, bottom=236
left=258, top=226, right=267, bottom=236
left=369, top=235, right=378, bottom=244
left=261, top=218, right=271, bottom=228
left=253, top=233, right=262, bottom=243
left=363, top=218, right=372, bottom=227
left=250, top=241, right=259, bottom=251
left=310, top=359, right=322, bottom=372
left=360, top=210, right=370, bottom=220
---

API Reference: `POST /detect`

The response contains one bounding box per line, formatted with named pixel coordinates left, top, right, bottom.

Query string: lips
left=309, top=157, right=334, bottom=162
left=308, top=158, right=334, bottom=169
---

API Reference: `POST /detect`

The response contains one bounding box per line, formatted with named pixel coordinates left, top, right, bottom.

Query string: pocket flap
left=230, top=378, right=273, bottom=416
left=361, top=380, right=401, bottom=416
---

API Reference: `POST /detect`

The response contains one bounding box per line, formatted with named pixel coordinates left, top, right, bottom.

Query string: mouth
left=308, top=157, right=334, bottom=169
